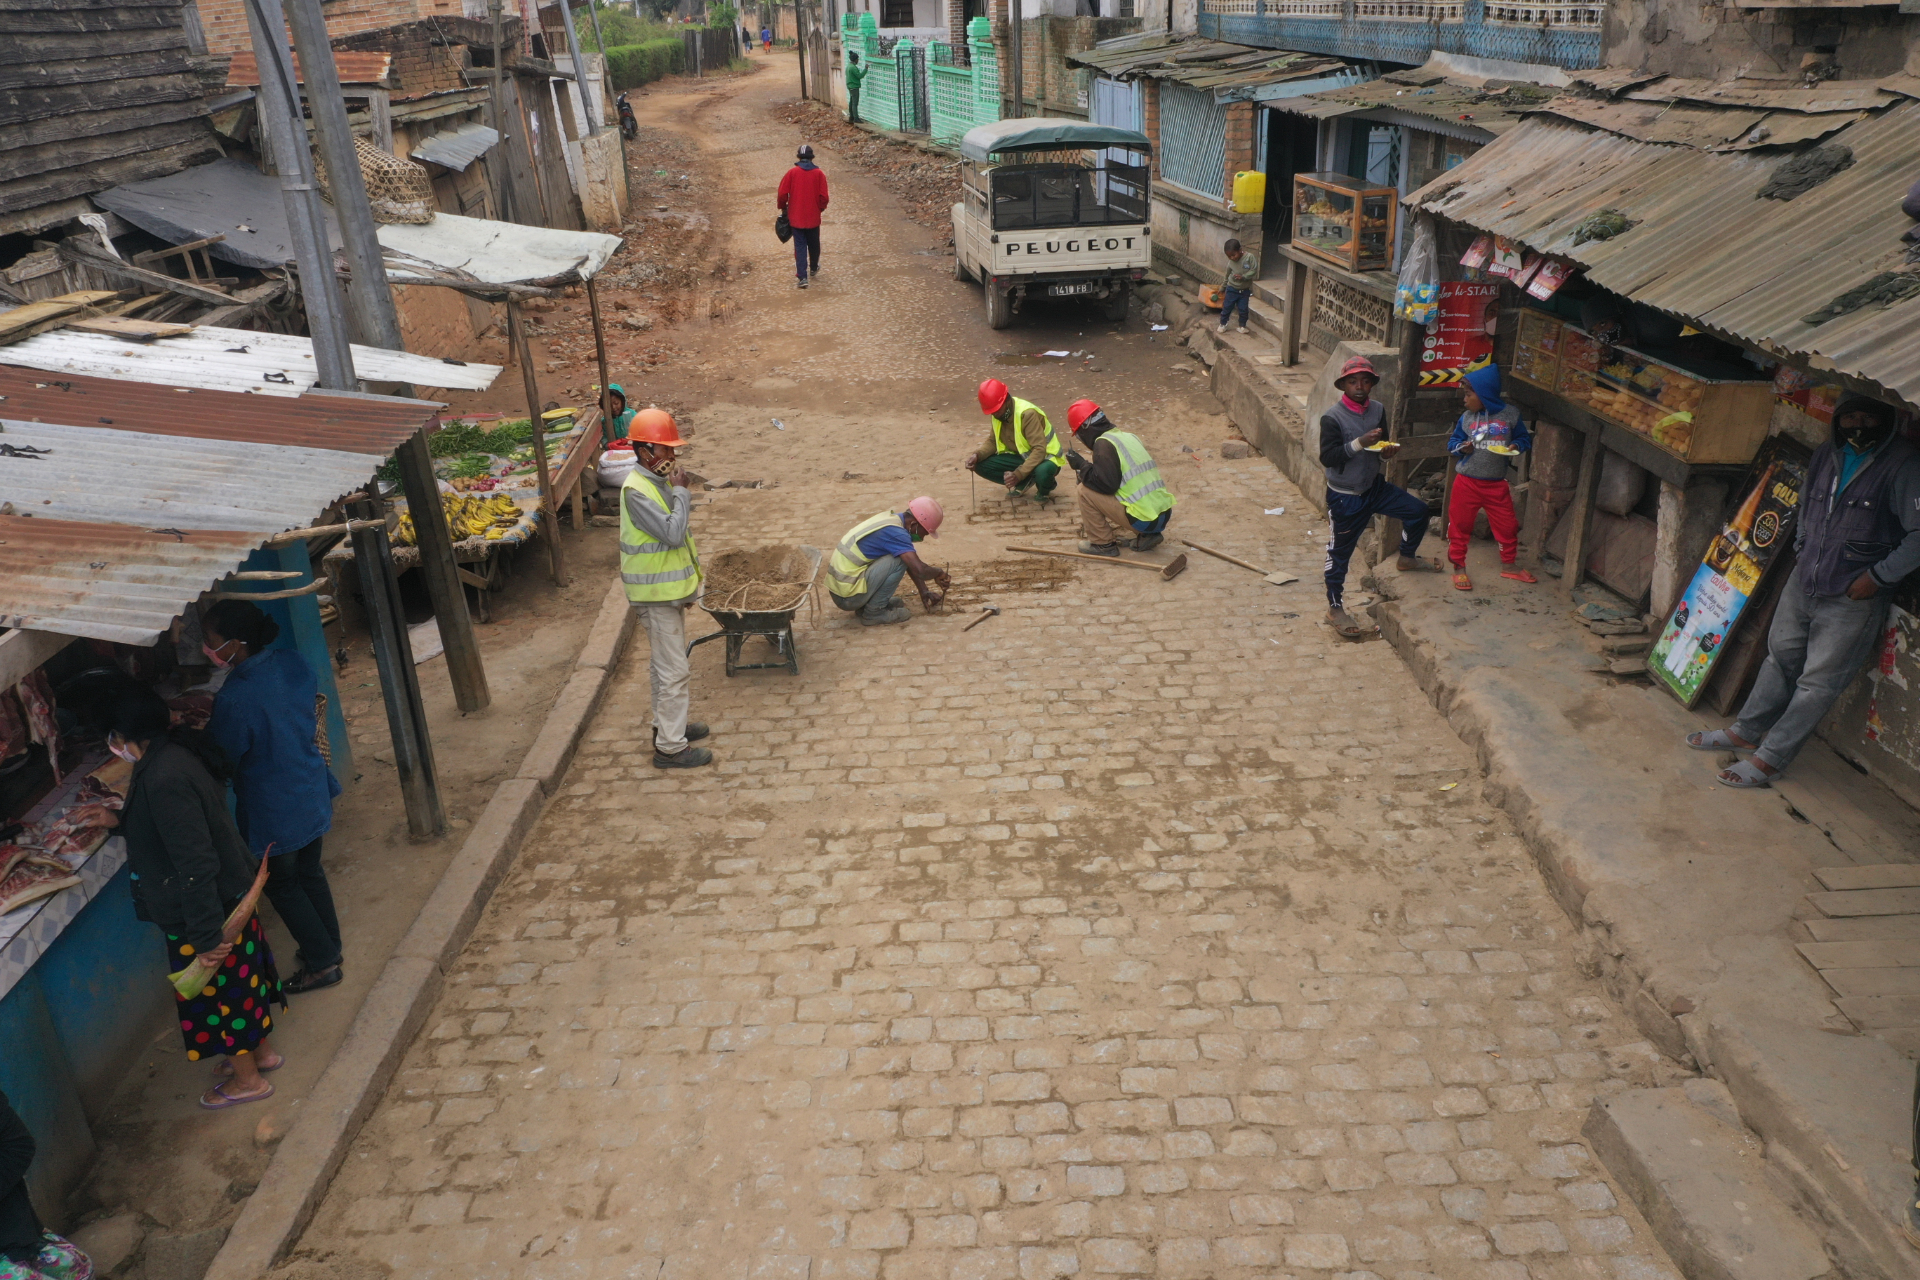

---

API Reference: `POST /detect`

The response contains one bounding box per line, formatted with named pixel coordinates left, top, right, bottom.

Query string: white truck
left=951, top=118, right=1154, bottom=330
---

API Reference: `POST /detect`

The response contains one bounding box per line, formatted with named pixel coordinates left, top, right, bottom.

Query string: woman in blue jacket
left=203, top=599, right=344, bottom=994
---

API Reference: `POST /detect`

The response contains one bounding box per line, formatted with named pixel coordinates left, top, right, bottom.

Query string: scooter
left=616, top=92, right=637, bottom=141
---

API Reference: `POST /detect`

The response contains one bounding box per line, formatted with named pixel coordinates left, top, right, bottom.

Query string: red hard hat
left=978, top=378, right=1010, bottom=415
left=1067, top=399, right=1102, bottom=434
left=906, top=495, right=943, bottom=537
left=628, top=408, right=685, bottom=446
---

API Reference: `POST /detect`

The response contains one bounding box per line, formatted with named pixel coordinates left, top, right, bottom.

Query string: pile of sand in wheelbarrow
left=702, top=545, right=816, bottom=613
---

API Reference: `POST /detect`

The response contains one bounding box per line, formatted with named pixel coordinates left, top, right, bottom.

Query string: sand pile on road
left=703, top=545, right=815, bottom=612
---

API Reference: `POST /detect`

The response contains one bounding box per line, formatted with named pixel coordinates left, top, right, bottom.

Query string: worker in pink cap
left=826, top=497, right=949, bottom=626
left=1320, top=354, right=1436, bottom=637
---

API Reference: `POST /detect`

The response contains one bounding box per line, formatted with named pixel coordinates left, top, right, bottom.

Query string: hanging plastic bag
left=1394, top=215, right=1439, bottom=325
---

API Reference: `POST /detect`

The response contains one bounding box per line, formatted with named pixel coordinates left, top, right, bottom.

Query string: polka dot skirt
left=165, top=913, right=285, bottom=1060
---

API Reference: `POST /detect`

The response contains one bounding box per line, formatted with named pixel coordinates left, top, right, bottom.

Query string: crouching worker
left=1064, top=399, right=1175, bottom=555
left=828, top=497, right=949, bottom=626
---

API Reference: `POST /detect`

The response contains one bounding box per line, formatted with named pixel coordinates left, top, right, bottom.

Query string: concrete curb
left=1199, top=334, right=1317, bottom=511
left=204, top=579, right=633, bottom=1280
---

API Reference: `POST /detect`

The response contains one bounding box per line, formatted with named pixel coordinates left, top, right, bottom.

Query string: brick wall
left=1142, top=78, right=1158, bottom=179
left=1222, top=99, right=1253, bottom=193
left=192, top=0, right=466, bottom=58
left=334, top=19, right=475, bottom=94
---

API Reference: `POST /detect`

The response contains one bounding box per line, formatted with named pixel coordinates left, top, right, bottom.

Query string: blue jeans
left=830, top=555, right=908, bottom=617
left=792, top=225, right=821, bottom=280
left=1219, top=287, right=1250, bottom=327
left=1324, top=477, right=1430, bottom=607
left=1731, top=563, right=1889, bottom=771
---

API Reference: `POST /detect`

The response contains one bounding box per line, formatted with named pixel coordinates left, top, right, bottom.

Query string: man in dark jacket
left=1318, top=355, right=1434, bottom=637
left=777, top=144, right=829, bottom=289
left=1688, top=396, right=1920, bottom=786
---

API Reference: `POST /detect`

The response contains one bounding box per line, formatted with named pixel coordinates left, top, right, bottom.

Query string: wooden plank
left=0, top=628, right=77, bottom=691
left=1813, top=864, right=1920, bottom=892
left=1798, top=939, right=1920, bottom=970
left=0, top=49, right=199, bottom=93
left=0, top=134, right=217, bottom=210
left=1832, top=995, right=1920, bottom=1029
left=63, top=315, right=193, bottom=341
left=0, top=115, right=213, bottom=183
left=1806, top=887, right=1920, bottom=918
left=0, top=290, right=116, bottom=343
left=1559, top=422, right=1603, bottom=598
left=56, top=239, right=234, bottom=306
left=0, top=98, right=207, bottom=153
left=0, top=6, right=180, bottom=33
left=195, top=279, right=288, bottom=328
left=1819, top=967, right=1920, bottom=998
left=0, top=28, right=188, bottom=68
left=0, top=73, right=201, bottom=128
left=1803, top=914, right=1920, bottom=942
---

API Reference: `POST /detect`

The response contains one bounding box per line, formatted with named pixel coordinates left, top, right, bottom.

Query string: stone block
left=576, top=578, right=637, bottom=671
left=144, top=1227, right=227, bottom=1280
left=68, top=1214, right=142, bottom=1276
left=514, top=667, right=610, bottom=796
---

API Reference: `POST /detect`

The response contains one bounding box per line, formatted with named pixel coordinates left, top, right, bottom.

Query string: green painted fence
left=843, top=13, right=999, bottom=146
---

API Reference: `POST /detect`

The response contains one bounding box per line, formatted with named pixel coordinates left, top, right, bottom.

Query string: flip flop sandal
left=1500, top=568, right=1538, bottom=583
left=1327, top=612, right=1368, bottom=639
left=1687, top=730, right=1743, bottom=751
left=214, top=1052, right=285, bottom=1078
left=1452, top=572, right=1472, bottom=591
left=200, top=1080, right=275, bottom=1110
left=1717, top=759, right=1774, bottom=789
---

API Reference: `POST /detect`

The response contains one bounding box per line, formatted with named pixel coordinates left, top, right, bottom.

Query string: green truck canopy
left=959, top=118, right=1152, bottom=163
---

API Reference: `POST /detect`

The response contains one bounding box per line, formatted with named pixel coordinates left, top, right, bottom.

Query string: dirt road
left=281, top=63, right=1685, bottom=1280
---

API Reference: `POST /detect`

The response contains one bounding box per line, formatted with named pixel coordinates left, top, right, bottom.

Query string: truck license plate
left=1048, top=283, right=1096, bottom=297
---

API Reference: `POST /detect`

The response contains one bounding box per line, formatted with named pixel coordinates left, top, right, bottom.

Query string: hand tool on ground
left=1179, top=538, right=1298, bottom=586
left=970, top=468, right=977, bottom=513
left=1007, top=545, right=1188, bottom=580
left=962, top=605, right=1000, bottom=632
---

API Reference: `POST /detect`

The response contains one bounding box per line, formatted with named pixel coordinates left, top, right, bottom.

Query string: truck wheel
left=953, top=254, right=971, bottom=283
left=1103, top=283, right=1131, bottom=322
left=986, top=283, right=1011, bottom=330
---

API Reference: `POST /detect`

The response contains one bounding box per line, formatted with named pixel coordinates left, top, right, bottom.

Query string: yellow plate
left=1485, top=444, right=1518, bottom=456
left=1364, top=442, right=1393, bottom=452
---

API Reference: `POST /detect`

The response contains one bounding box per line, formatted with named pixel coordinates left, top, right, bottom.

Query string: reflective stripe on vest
left=618, top=470, right=701, bottom=601
left=994, top=397, right=1064, bottom=464
left=827, top=510, right=904, bottom=599
left=1105, top=430, right=1175, bottom=520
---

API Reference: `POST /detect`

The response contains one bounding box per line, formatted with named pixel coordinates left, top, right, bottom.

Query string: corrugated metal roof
left=1273, top=62, right=1561, bottom=136
left=378, top=212, right=624, bottom=286
left=1067, top=33, right=1357, bottom=101
left=409, top=122, right=500, bottom=173
left=1407, top=102, right=1920, bottom=408
left=0, top=365, right=438, bottom=454
left=0, top=517, right=264, bottom=644
left=0, top=319, right=501, bottom=398
left=227, top=50, right=393, bottom=86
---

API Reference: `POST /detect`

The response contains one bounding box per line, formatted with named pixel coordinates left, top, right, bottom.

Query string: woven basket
left=316, top=138, right=435, bottom=225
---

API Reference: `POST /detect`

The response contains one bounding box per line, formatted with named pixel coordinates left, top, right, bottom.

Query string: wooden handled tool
left=1178, top=539, right=1298, bottom=586
left=1007, top=545, right=1188, bottom=580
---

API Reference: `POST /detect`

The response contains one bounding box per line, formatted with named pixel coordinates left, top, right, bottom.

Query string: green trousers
left=976, top=451, right=1060, bottom=497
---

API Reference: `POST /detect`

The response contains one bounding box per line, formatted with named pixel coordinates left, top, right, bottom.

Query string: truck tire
left=1103, top=283, right=1131, bottom=323
left=986, top=282, right=1012, bottom=330
left=953, top=254, right=971, bottom=283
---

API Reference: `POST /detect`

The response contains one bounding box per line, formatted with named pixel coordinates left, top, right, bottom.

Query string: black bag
left=775, top=212, right=792, bottom=243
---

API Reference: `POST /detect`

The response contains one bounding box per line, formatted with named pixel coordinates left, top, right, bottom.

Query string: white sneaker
left=1236, top=324, right=1249, bottom=335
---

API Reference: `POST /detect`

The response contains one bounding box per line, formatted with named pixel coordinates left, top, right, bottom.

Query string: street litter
left=1040, top=350, right=1071, bottom=358
left=1440, top=782, right=1460, bottom=791
left=1264, top=507, right=1286, bottom=515
left=772, top=418, right=786, bottom=431
left=1150, top=325, right=1169, bottom=332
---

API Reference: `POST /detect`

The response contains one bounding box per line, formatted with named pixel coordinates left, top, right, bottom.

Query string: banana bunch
left=391, top=494, right=523, bottom=547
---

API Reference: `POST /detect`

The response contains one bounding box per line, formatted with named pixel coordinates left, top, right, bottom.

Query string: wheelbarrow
left=687, top=545, right=821, bottom=676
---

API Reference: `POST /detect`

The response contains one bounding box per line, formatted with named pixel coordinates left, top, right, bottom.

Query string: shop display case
left=1290, top=173, right=1396, bottom=273
left=1511, top=309, right=1565, bottom=389
left=1544, top=323, right=1772, bottom=463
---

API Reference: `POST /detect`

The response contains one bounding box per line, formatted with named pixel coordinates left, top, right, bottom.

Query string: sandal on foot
left=1326, top=609, right=1367, bottom=639
left=1717, top=759, right=1774, bottom=789
left=1452, top=571, right=1472, bottom=592
left=1687, top=729, right=1745, bottom=752
left=214, top=1052, right=285, bottom=1078
left=200, top=1080, right=274, bottom=1110
left=1500, top=568, right=1538, bottom=583
left=1397, top=556, right=1441, bottom=573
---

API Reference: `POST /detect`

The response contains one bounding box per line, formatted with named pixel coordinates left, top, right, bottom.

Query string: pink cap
left=1337, top=355, right=1379, bottom=382
left=906, top=496, right=943, bottom=537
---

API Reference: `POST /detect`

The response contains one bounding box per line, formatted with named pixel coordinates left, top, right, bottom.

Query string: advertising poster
left=1419, top=282, right=1498, bottom=381
left=1649, top=436, right=1810, bottom=705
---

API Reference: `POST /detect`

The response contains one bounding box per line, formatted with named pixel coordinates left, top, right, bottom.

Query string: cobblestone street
left=287, top=65, right=1686, bottom=1280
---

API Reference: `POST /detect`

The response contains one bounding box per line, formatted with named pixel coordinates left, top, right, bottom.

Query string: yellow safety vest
left=994, top=396, right=1064, bottom=465
left=827, top=510, right=904, bottom=600
left=618, top=469, right=701, bottom=602
left=1104, top=430, right=1175, bottom=520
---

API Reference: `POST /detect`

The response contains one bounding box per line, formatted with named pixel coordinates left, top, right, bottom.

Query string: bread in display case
left=1542, top=323, right=1772, bottom=464
left=1290, top=172, right=1396, bottom=273
left=1511, top=309, right=1564, bottom=389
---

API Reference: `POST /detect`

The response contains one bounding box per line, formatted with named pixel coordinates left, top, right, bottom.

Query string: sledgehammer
left=1006, top=545, right=1189, bottom=580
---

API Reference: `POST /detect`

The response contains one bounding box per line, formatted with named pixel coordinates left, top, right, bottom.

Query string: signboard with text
left=1421, top=282, right=1498, bottom=374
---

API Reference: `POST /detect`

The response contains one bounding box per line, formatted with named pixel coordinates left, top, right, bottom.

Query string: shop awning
left=0, top=366, right=444, bottom=643
left=377, top=212, right=623, bottom=287
left=1066, top=33, right=1365, bottom=103
left=409, top=122, right=501, bottom=172
left=0, top=315, right=501, bottom=397
left=1406, top=97, right=1920, bottom=408
left=1267, top=60, right=1563, bottom=139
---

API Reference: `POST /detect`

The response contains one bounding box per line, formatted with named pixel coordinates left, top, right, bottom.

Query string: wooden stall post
left=1561, top=426, right=1603, bottom=599
left=1282, top=256, right=1309, bottom=367
left=509, top=298, right=568, bottom=586
left=1379, top=317, right=1424, bottom=564
left=349, top=497, right=447, bottom=838
left=588, top=276, right=613, bottom=446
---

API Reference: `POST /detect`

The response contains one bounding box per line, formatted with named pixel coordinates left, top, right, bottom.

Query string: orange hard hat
left=978, top=378, right=1010, bottom=415
left=1067, top=399, right=1103, bottom=434
left=627, top=408, right=684, bottom=446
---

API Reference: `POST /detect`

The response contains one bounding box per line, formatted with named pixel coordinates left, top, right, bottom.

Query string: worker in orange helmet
left=826, top=497, right=949, bottom=626
left=963, top=378, right=1064, bottom=501
left=1064, top=399, right=1176, bottom=556
left=619, top=407, right=712, bottom=769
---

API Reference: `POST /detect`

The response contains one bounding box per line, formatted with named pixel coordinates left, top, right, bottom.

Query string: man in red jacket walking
left=777, top=144, right=829, bottom=289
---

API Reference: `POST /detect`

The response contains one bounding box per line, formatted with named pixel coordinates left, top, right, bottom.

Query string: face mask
left=202, top=639, right=236, bottom=669
left=1840, top=418, right=1890, bottom=451
left=109, top=737, right=139, bottom=764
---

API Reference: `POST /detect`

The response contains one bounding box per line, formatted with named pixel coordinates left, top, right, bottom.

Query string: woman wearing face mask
left=110, top=685, right=285, bottom=1109
left=202, top=599, right=344, bottom=994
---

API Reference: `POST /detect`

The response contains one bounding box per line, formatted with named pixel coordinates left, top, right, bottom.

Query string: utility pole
left=242, top=0, right=353, bottom=389
left=488, top=0, right=516, bottom=222
left=285, top=0, right=492, bottom=726
left=558, top=0, right=599, bottom=135
left=1008, top=0, right=1022, bottom=119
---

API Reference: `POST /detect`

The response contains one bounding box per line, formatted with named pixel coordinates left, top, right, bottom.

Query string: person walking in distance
left=778, top=144, right=829, bottom=289
left=620, top=409, right=714, bottom=769
left=1319, top=355, right=1437, bottom=637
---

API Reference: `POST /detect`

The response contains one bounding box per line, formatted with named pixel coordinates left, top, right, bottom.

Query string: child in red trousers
left=1446, top=363, right=1537, bottom=591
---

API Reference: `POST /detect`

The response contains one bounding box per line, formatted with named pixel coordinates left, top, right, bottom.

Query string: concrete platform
left=1366, top=558, right=1920, bottom=1278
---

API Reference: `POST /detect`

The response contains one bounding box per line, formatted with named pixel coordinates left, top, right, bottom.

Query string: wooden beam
left=195, top=277, right=288, bottom=327
left=0, top=628, right=77, bottom=692
left=57, top=239, right=235, bottom=306
left=1560, top=425, right=1603, bottom=600
left=64, top=315, right=194, bottom=341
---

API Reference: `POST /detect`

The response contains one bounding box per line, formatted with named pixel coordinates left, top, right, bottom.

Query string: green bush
left=604, top=37, right=685, bottom=89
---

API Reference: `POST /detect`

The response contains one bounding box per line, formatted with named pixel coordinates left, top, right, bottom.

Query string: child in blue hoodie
left=1445, top=363, right=1535, bottom=591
